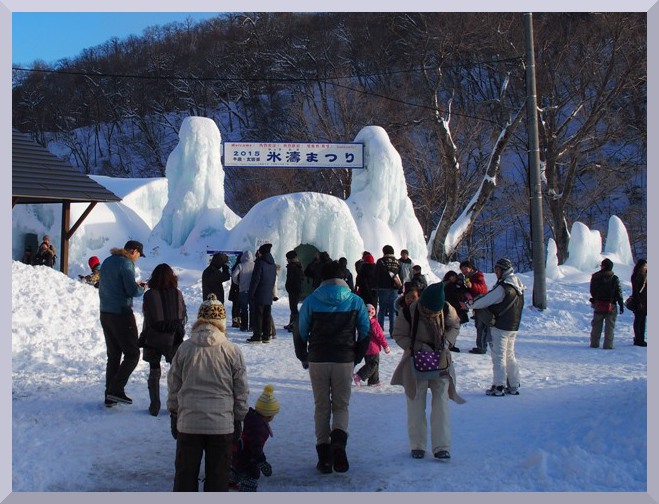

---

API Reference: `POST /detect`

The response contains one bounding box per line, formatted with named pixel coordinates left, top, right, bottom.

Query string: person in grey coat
left=167, top=294, right=249, bottom=492
left=232, top=250, right=255, bottom=332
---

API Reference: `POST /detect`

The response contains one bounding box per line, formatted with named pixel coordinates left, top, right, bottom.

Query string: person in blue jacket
left=294, top=260, right=370, bottom=475
left=99, top=240, right=146, bottom=407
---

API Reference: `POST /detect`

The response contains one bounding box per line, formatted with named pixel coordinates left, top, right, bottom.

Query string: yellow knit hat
left=254, top=384, right=280, bottom=417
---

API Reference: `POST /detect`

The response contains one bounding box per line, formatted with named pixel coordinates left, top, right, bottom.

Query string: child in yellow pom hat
left=230, top=384, right=279, bottom=492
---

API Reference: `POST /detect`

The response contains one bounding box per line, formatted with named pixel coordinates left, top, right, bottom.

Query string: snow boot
left=315, top=443, right=333, bottom=474
left=485, top=385, right=505, bottom=397
left=330, top=429, right=349, bottom=473
left=147, top=368, right=161, bottom=416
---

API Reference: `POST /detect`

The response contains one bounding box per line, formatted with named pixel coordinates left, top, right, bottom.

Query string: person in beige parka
left=391, top=282, right=465, bottom=461
left=167, top=293, right=249, bottom=491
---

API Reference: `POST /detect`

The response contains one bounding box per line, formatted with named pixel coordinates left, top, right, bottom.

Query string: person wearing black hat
left=99, top=240, right=146, bottom=407
left=391, top=282, right=464, bottom=461
left=284, top=250, right=303, bottom=332
left=202, top=253, right=231, bottom=304
left=589, top=258, right=624, bottom=349
left=247, top=243, right=277, bottom=343
left=468, top=258, right=525, bottom=396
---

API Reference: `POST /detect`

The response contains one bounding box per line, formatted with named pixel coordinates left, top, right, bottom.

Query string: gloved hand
left=257, top=461, right=272, bottom=477
left=301, top=361, right=309, bottom=370
left=233, top=420, right=243, bottom=442
left=170, top=413, right=178, bottom=440
left=384, top=346, right=391, bottom=354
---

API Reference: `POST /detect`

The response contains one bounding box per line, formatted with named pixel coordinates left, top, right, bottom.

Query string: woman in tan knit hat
left=167, top=293, right=249, bottom=492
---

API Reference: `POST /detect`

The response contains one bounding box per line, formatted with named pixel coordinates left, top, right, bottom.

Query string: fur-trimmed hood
left=189, top=319, right=227, bottom=346
left=110, top=247, right=134, bottom=259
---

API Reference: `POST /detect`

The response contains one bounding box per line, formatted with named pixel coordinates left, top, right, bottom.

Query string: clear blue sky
left=12, top=12, right=221, bottom=66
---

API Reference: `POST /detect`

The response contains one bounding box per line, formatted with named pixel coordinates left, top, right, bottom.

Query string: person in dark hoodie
left=355, top=252, right=378, bottom=310
left=294, top=260, right=370, bottom=474
left=284, top=250, right=304, bottom=332
left=305, top=251, right=332, bottom=290
left=202, top=253, right=231, bottom=304
left=247, top=243, right=277, bottom=343
left=338, top=257, right=355, bottom=292
left=588, top=258, right=624, bottom=350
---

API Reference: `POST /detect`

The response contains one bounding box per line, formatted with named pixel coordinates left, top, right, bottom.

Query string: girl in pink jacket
left=354, top=304, right=391, bottom=386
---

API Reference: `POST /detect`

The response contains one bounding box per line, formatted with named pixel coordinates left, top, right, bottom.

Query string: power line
left=12, top=55, right=524, bottom=127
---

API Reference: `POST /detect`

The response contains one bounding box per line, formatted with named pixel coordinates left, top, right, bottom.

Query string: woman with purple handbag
left=390, top=282, right=465, bottom=461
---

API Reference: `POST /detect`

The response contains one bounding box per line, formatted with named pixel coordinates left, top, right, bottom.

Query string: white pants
left=406, top=376, right=450, bottom=454
left=489, top=327, right=520, bottom=388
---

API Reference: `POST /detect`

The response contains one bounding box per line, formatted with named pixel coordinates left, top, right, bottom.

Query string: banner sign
left=223, top=142, right=364, bottom=169
left=206, top=250, right=243, bottom=268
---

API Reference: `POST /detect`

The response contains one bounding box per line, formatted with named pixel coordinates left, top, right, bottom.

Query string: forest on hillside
left=12, top=12, right=647, bottom=269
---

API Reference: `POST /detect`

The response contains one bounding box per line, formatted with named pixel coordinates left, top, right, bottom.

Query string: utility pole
left=524, top=12, right=547, bottom=309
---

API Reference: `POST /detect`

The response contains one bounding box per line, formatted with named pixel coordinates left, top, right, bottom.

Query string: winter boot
left=147, top=368, right=161, bottom=416
left=330, top=429, right=349, bottom=473
left=315, top=443, right=333, bottom=474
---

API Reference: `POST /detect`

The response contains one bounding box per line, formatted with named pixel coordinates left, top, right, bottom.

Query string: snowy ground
left=10, top=259, right=648, bottom=497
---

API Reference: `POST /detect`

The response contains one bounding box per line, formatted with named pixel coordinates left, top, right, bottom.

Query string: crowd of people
left=63, top=236, right=646, bottom=492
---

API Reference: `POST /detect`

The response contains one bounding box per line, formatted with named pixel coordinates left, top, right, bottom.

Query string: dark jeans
left=252, top=304, right=272, bottom=340
left=356, top=354, right=380, bottom=384
left=100, top=311, right=140, bottom=395
left=377, top=288, right=398, bottom=337
left=239, top=292, right=252, bottom=330
left=173, top=432, right=233, bottom=492
left=474, top=314, right=490, bottom=352
left=231, top=295, right=241, bottom=321
left=633, top=312, right=647, bottom=343
left=288, top=292, right=300, bottom=326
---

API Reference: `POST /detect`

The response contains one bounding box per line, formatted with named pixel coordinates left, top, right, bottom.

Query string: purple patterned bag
left=412, top=350, right=441, bottom=372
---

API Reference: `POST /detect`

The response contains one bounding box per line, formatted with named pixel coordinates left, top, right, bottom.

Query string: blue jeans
left=377, top=288, right=398, bottom=337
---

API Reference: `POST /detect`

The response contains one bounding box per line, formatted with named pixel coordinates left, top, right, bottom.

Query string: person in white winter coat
left=167, top=293, right=249, bottom=492
left=468, top=258, right=525, bottom=397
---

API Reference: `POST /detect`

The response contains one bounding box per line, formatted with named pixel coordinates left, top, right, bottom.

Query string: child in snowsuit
left=354, top=304, right=391, bottom=386
left=79, top=256, right=101, bottom=288
left=230, top=385, right=280, bottom=492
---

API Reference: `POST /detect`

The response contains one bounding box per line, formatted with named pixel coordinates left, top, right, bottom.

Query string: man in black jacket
left=284, top=250, right=304, bottom=332
left=247, top=243, right=277, bottom=343
left=375, top=245, right=401, bottom=338
left=202, top=253, right=231, bottom=304
left=589, top=258, right=624, bottom=349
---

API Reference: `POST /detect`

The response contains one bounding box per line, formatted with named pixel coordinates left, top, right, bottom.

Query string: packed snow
left=11, top=257, right=647, bottom=493
left=10, top=116, right=648, bottom=496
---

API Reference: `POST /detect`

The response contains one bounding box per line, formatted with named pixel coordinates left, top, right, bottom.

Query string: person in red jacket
left=459, top=260, right=489, bottom=354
